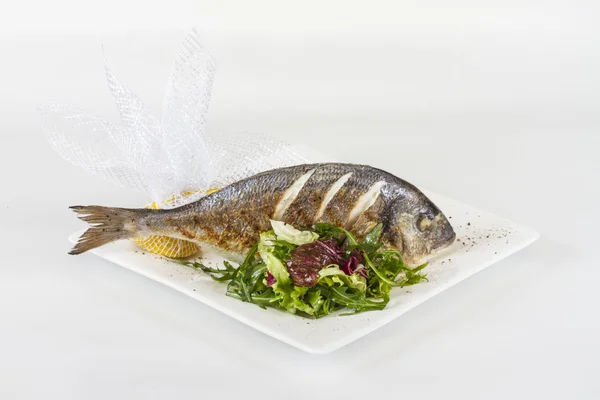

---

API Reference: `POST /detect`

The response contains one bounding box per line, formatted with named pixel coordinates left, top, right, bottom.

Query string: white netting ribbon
left=40, top=29, right=307, bottom=209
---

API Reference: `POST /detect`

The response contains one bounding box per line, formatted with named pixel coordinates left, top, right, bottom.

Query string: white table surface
left=1, top=15, right=599, bottom=399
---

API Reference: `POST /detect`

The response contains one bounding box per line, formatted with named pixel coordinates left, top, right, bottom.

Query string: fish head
left=390, top=196, right=456, bottom=265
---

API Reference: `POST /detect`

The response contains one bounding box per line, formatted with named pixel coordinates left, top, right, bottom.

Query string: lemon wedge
left=133, top=188, right=220, bottom=258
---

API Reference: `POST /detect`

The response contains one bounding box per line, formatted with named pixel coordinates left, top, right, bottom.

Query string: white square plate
left=68, top=146, right=539, bottom=354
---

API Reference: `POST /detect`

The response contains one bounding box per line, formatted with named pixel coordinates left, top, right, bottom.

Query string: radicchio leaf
left=287, top=239, right=344, bottom=287
left=341, top=249, right=368, bottom=279
left=266, top=270, right=276, bottom=286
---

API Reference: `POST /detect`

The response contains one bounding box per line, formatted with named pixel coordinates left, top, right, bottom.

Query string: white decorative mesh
left=162, top=31, right=216, bottom=194
left=41, top=29, right=308, bottom=209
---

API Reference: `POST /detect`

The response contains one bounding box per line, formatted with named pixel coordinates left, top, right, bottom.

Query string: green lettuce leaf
left=318, top=265, right=367, bottom=292
left=258, top=231, right=291, bottom=287
left=270, top=220, right=319, bottom=246
left=258, top=231, right=318, bottom=315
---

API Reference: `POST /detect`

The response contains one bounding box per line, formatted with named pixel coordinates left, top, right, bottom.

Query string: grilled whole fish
left=70, top=163, right=455, bottom=264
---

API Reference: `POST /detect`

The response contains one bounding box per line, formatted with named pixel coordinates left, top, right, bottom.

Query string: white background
left=1, top=1, right=599, bottom=399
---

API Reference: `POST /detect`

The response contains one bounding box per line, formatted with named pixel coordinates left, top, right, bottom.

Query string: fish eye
left=417, top=214, right=433, bottom=232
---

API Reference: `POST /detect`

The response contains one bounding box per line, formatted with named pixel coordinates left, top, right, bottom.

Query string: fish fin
left=69, top=205, right=144, bottom=254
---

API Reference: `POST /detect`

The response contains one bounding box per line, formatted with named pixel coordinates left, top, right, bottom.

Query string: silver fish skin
left=69, top=163, right=455, bottom=264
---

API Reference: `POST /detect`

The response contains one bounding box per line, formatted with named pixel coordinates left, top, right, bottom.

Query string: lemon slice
left=133, top=188, right=220, bottom=258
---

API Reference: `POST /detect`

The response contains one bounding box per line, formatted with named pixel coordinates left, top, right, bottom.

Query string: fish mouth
left=434, top=229, right=456, bottom=251
left=402, top=216, right=456, bottom=266
left=431, top=213, right=456, bottom=250
left=405, top=234, right=456, bottom=266
left=418, top=224, right=457, bottom=265
left=414, top=241, right=455, bottom=265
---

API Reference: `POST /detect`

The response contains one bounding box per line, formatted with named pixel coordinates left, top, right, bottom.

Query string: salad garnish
left=176, top=221, right=428, bottom=318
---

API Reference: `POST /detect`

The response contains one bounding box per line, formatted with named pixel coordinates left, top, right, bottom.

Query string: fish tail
left=69, top=205, right=147, bottom=255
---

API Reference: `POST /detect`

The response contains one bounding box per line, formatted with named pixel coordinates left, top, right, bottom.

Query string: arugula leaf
left=362, top=252, right=399, bottom=287
left=172, top=258, right=237, bottom=282
left=311, top=223, right=358, bottom=245
left=320, top=286, right=387, bottom=314
left=360, top=223, right=383, bottom=254
left=312, top=223, right=343, bottom=241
